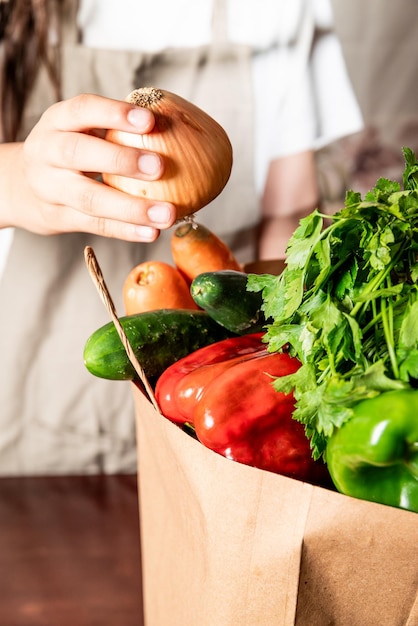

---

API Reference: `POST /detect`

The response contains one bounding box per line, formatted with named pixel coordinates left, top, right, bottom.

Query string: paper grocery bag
left=133, top=385, right=418, bottom=626
left=83, top=246, right=417, bottom=626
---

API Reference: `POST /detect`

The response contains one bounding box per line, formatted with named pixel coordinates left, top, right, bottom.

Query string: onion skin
left=103, top=87, right=233, bottom=218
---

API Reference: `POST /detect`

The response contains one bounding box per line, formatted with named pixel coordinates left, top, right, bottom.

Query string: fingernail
left=138, top=153, right=161, bottom=176
left=147, top=203, right=172, bottom=224
left=127, top=107, right=152, bottom=129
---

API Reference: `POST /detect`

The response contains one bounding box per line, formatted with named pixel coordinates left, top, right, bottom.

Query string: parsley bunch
left=248, top=148, right=418, bottom=459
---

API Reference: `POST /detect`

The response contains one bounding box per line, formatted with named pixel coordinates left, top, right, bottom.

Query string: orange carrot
left=171, top=221, right=242, bottom=284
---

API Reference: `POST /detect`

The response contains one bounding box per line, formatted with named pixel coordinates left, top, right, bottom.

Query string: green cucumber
left=190, top=270, right=268, bottom=334
left=84, top=309, right=234, bottom=381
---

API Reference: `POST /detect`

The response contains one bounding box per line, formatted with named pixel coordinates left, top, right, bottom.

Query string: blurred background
left=318, top=0, right=418, bottom=212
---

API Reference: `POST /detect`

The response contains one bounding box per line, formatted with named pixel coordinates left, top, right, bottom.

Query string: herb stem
left=350, top=266, right=390, bottom=317
left=380, top=285, right=399, bottom=379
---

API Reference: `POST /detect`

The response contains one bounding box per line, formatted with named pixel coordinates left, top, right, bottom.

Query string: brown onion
left=103, top=87, right=233, bottom=218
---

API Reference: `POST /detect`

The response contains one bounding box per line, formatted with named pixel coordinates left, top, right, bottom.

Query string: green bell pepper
left=326, top=389, right=418, bottom=513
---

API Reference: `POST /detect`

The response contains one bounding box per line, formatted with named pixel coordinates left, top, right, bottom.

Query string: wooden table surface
left=0, top=474, right=144, bottom=626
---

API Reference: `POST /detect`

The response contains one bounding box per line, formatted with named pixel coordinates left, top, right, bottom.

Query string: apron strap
left=211, top=0, right=228, bottom=44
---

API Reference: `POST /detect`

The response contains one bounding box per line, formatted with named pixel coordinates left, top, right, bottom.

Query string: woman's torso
left=0, top=0, right=363, bottom=476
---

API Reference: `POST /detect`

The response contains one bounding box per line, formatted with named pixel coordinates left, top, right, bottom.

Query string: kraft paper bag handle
left=84, top=245, right=161, bottom=413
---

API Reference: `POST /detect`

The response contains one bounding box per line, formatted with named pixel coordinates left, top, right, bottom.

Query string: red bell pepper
left=193, top=350, right=328, bottom=483
left=155, top=333, right=330, bottom=484
left=155, top=332, right=266, bottom=424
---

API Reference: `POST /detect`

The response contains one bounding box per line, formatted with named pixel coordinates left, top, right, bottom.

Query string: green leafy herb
left=248, top=147, right=418, bottom=459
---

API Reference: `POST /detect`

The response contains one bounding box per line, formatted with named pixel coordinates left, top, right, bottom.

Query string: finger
left=42, top=93, right=156, bottom=134
left=40, top=130, right=164, bottom=180
left=45, top=172, right=176, bottom=228
left=53, top=207, right=164, bottom=242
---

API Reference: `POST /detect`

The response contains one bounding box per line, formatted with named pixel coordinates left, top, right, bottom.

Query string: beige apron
left=0, top=0, right=257, bottom=475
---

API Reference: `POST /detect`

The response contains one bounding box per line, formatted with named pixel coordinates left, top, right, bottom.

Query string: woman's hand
left=1, top=94, right=177, bottom=241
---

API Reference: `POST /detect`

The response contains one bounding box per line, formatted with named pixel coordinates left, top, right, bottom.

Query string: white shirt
left=0, top=0, right=363, bottom=277
left=78, top=0, right=362, bottom=179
